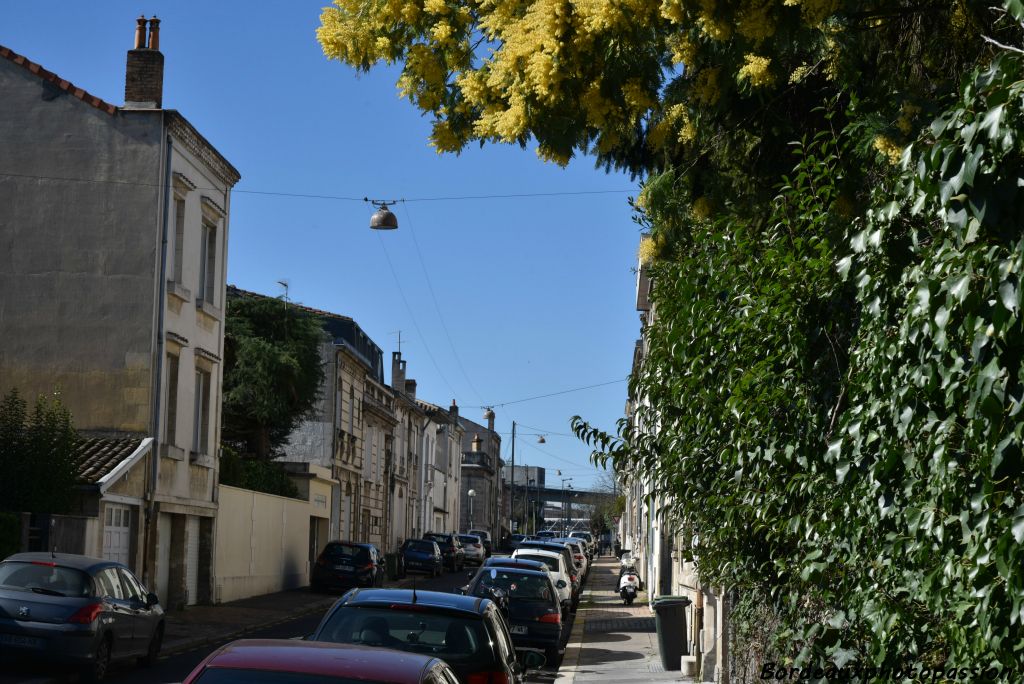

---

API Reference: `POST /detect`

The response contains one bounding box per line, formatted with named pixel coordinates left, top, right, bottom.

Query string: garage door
left=102, top=504, right=131, bottom=566
left=186, top=516, right=199, bottom=606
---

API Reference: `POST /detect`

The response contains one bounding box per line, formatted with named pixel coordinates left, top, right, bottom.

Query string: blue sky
left=1, top=1, right=643, bottom=490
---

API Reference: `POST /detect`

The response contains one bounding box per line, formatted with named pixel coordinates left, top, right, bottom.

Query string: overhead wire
left=0, top=172, right=631, bottom=203
left=374, top=232, right=460, bottom=401
left=399, top=201, right=486, bottom=404
left=466, top=378, right=628, bottom=409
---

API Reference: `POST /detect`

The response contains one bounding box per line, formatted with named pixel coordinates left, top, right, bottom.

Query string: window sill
left=196, top=299, right=223, bottom=322
left=167, top=280, right=192, bottom=303
left=190, top=451, right=215, bottom=468
left=161, top=443, right=186, bottom=461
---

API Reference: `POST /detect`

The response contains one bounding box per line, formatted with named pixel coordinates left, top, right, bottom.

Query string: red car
left=183, top=639, right=462, bottom=684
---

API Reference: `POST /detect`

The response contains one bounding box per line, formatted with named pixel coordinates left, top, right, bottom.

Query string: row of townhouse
left=619, top=241, right=730, bottom=682
left=0, top=18, right=504, bottom=609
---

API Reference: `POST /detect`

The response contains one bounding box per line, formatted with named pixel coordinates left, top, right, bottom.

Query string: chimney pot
left=134, top=16, right=147, bottom=50
left=124, top=16, right=164, bottom=108
left=148, top=16, right=161, bottom=50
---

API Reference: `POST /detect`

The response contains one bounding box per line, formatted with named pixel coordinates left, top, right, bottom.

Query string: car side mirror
left=519, top=650, right=547, bottom=671
left=556, top=580, right=567, bottom=589
left=466, top=571, right=475, bottom=580
left=145, top=592, right=159, bottom=608
left=459, top=585, right=469, bottom=595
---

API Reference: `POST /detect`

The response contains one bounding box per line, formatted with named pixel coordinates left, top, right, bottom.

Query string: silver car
left=457, top=534, right=486, bottom=565
left=0, top=552, right=164, bottom=681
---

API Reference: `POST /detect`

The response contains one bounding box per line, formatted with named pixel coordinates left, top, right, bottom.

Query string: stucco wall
left=214, top=485, right=311, bottom=603
left=0, top=58, right=163, bottom=432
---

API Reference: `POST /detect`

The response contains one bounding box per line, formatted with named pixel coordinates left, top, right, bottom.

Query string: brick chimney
left=449, top=399, right=459, bottom=424
left=404, top=379, right=417, bottom=400
left=392, top=352, right=407, bottom=393
left=124, top=16, right=164, bottom=109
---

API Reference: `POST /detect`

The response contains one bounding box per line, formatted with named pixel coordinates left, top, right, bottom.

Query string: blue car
left=400, top=539, right=442, bottom=577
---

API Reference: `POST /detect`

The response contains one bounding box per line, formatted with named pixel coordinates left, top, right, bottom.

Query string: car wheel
left=81, top=634, right=112, bottom=682
left=138, top=624, right=163, bottom=667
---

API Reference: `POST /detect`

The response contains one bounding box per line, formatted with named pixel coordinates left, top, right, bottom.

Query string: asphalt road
left=1, top=564, right=575, bottom=684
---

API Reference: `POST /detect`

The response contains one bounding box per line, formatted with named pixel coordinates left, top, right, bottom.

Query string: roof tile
left=0, top=44, right=118, bottom=116
left=73, top=437, right=146, bottom=484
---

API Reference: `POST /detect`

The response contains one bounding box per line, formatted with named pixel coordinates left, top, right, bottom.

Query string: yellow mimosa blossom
left=430, top=120, right=464, bottom=153
left=789, top=64, right=812, bottom=84
left=692, top=196, right=713, bottom=219
left=895, top=102, right=921, bottom=135
left=693, top=68, right=720, bottom=105
left=873, top=136, right=904, bottom=165
left=668, top=35, right=698, bottom=66
left=660, top=0, right=686, bottom=24
left=738, top=54, right=775, bottom=88
left=536, top=143, right=572, bottom=166
left=736, top=0, right=777, bottom=42
left=424, top=0, right=450, bottom=15
left=784, top=0, right=839, bottom=25
left=431, top=21, right=455, bottom=46
left=622, top=79, right=657, bottom=114
left=638, top=235, right=659, bottom=264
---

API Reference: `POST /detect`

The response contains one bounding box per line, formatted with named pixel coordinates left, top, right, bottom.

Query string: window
left=198, top=219, right=217, bottom=306
left=165, top=352, right=179, bottom=444
left=119, top=569, right=145, bottom=601
left=193, top=368, right=211, bottom=457
left=173, top=197, right=185, bottom=283
left=97, top=568, right=124, bottom=599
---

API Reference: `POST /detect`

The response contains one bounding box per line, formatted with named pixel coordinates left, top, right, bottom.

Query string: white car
left=512, top=548, right=573, bottom=613
left=553, top=538, right=589, bottom=578
left=467, top=529, right=493, bottom=556
left=569, top=531, right=596, bottom=555
left=458, top=534, right=486, bottom=564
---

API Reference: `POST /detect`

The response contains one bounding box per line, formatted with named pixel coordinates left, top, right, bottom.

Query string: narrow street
left=0, top=565, right=575, bottom=684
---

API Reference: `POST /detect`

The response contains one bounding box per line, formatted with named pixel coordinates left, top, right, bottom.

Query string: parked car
left=568, top=531, right=596, bottom=556
left=311, top=542, right=385, bottom=592
left=309, top=588, right=545, bottom=683
left=550, top=538, right=589, bottom=578
left=400, top=539, right=443, bottom=577
left=508, top=534, right=527, bottom=551
left=466, top=529, right=493, bottom=557
left=535, top=531, right=557, bottom=539
left=515, top=541, right=579, bottom=594
left=463, top=566, right=565, bottom=663
left=0, top=552, right=164, bottom=682
left=481, top=557, right=550, bottom=573
left=511, top=549, right=574, bottom=615
left=458, top=534, right=486, bottom=565
left=423, top=533, right=465, bottom=571
left=182, top=638, right=462, bottom=684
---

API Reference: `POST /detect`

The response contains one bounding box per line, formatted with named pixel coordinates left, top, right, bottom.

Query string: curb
left=160, top=575, right=423, bottom=659
left=161, top=595, right=339, bottom=658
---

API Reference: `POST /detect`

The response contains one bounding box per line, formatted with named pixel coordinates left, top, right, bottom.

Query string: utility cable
left=399, top=202, right=486, bottom=404
left=0, top=172, right=630, bottom=204
left=375, top=232, right=460, bottom=402
left=466, top=378, right=627, bottom=409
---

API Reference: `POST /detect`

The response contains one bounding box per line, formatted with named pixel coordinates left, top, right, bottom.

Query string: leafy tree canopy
left=222, top=295, right=325, bottom=460
left=0, top=388, right=78, bottom=514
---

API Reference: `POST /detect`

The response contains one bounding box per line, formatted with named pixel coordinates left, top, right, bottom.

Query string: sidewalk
left=162, top=574, right=419, bottom=655
left=557, top=556, right=693, bottom=683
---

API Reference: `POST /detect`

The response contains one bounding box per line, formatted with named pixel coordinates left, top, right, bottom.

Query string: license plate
left=0, top=633, right=44, bottom=649
left=335, top=565, right=354, bottom=571
left=511, top=625, right=528, bottom=635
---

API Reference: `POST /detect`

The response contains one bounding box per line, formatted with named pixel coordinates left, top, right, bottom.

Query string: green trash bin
left=652, top=595, right=691, bottom=671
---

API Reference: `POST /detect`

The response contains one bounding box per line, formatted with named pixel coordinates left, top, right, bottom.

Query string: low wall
left=214, top=485, right=311, bottom=603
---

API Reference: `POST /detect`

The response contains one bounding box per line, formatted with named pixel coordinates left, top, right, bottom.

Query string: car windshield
left=458, top=536, right=478, bottom=545
left=516, top=555, right=559, bottom=573
left=473, top=571, right=552, bottom=602
left=314, top=606, right=495, bottom=668
left=194, top=670, right=372, bottom=684
left=405, top=541, right=436, bottom=553
left=321, top=544, right=369, bottom=562
left=0, top=561, right=92, bottom=597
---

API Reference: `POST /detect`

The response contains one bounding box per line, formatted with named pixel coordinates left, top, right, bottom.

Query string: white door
left=102, top=504, right=131, bottom=566
left=185, top=516, right=200, bottom=606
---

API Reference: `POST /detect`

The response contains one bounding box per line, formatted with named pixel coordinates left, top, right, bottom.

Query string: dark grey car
left=0, top=552, right=164, bottom=681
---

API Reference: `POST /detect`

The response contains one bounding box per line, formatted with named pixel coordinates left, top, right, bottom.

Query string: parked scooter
left=618, top=554, right=641, bottom=605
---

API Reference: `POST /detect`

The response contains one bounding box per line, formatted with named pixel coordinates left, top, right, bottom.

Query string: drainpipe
left=143, top=127, right=172, bottom=587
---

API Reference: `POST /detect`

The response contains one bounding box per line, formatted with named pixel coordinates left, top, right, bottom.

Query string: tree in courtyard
left=0, top=388, right=78, bottom=514
left=221, top=295, right=325, bottom=460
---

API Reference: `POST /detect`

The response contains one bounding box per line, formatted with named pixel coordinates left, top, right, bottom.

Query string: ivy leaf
left=998, top=275, right=1019, bottom=313
left=948, top=274, right=971, bottom=302
left=1012, top=506, right=1024, bottom=544
left=980, top=104, right=1005, bottom=140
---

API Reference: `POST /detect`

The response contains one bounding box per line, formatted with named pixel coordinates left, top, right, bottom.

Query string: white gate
left=102, top=504, right=131, bottom=566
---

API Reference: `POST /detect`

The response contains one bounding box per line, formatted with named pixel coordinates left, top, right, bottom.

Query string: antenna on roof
left=412, top=576, right=418, bottom=604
